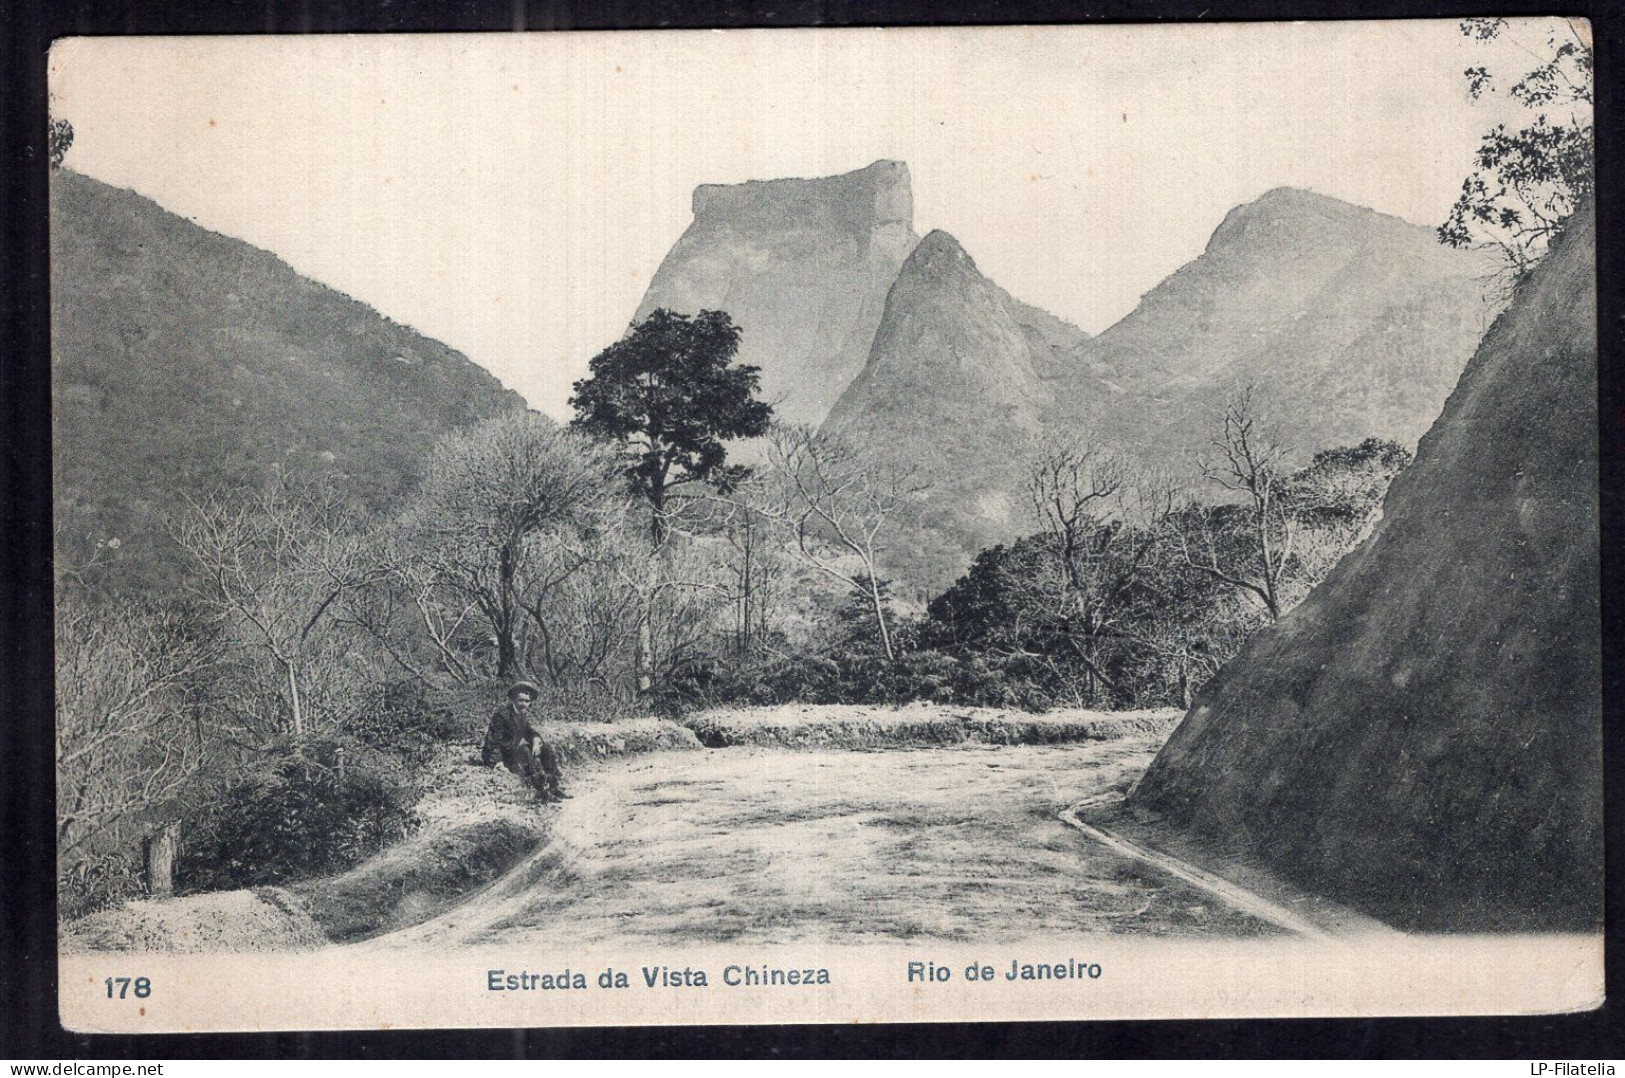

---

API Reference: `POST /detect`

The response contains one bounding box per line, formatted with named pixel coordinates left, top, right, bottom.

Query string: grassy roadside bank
left=681, top=703, right=1180, bottom=749
left=289, top=716, right=705, bottom=943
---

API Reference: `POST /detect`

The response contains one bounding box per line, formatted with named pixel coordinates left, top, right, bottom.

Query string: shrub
left=529, top=679, right=645, bottom=724
left=690, top=642, right=970, bottom=710
left=739, top=653, right=843, bottom=706
left=341, top=678, right=464, bottom=765
left=175, top=747, right=418, bottom=893
left=59, top=850, right=145, bottom=921
left=888, top=649, right=961, bottom=704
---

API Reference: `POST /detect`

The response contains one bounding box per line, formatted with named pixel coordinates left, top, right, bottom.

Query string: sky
left=48, top=21, right=1569, bottom=418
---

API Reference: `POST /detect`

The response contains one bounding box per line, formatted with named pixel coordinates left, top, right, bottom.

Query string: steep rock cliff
left=823, top=230, right=1094, bottom=593
left=1128, top=208, right=1599, bottom=932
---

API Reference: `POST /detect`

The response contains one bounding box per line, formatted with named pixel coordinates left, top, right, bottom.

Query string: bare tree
left=1028, top=437, right=1127, bottom=555
left=175, top=473, right=379, bottom=739
left=1026, top=439, right=1176, bottom=702
left=762, top=425, right=924, bottom=662
left=335, top=545, right=469, bottom=685
left=404, top=413, right=620, bottom=680
left=694, top=478, right=795, bottom=662
left=55, top=600, right=219, bottom=866
left=1174, top=389, right=1297, bottom=620
left=519, top=526, right=642, bottom=687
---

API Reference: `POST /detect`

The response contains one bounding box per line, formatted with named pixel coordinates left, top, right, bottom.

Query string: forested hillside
left=52, top=169, right=524, bottom=596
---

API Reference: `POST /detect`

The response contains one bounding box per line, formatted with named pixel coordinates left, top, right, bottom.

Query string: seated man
left=480, top=680, right=568, bottom=803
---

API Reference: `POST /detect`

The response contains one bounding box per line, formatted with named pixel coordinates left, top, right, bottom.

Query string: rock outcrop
left=819, top=188, right=1494, bottom=595
left=1128, top=208, right=1599, bottom=932
left=633, top=160, right=920, bottom=428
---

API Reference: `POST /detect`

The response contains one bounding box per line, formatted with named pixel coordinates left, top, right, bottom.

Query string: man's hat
left=507, top=680, right=541, bottom=701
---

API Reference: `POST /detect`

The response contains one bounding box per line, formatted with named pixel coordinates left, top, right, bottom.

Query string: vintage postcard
left=49, top=21, right=1600, bottom=1033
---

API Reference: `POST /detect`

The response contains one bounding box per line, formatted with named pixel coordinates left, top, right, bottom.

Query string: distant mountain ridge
left=626, top=165, right=1499, bottom=593
left=813, top=182, right=1499, bottom=592
left=56, top=160, right=1504, bottom=606
left=52, top=168, right=524, bottom=596
left=1046, top=187, right=1501, bottom=474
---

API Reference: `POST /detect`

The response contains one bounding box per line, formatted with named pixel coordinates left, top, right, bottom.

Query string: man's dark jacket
left=481, top=704, right=564, bottom=798
left=481, top=705, right=539, bottom=770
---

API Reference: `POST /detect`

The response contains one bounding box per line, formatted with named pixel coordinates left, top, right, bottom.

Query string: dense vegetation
left=56, top=344, right=1412, bottom=915
left=683, top=432, right=1411, bottom=712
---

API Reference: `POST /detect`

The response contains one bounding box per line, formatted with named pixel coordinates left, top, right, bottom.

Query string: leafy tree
left=921, top=536, right=1075, bottom=701
left=1440, top=17, right=1593, bottom=284
left=1173, top=393, right=1415, bottom=626
left=923, top=542, right=1046, bottom=652
left=570, top=309, right=773, bottom=545
left=49, top=117, right=74, bottom=169
left=1241, top=436, right=1410, bottom=607
left=920, top=526, right=1201, bottom=709
left=1281, top=439, right=1411, bottom=541
left=176, top=747, right=416, bottom=891
left=1124, top=522, right=1261, bottom=707
left=570, top=309, right=772, bottom=694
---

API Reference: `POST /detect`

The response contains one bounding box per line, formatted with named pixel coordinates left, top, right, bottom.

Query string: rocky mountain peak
left=630, top=166, right=1496, bottom=599
left=839, top=228, right=1033, bottom=392
left=889, top=229, right=999, bottom=293
left=1047, top=185, right=1500, bottom=470
left=821, top=228, right=1071, bottom=593
left=1206, top=186, right=1424, bottom=255
left=633, top=160, right=921, bottom=429
left=907, top=227, right=970, bottom=262
left=688, top=160, right=915, bottom=252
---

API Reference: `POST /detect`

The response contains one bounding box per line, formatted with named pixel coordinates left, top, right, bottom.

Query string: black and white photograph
left=45, top=20, right=1601, bottom=1031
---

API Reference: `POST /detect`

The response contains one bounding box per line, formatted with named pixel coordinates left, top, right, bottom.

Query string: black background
left=4, top=0, right=1622, bottom=1058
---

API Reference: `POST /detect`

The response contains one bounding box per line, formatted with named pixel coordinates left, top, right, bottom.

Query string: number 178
left=105, top=976, right=151, bottom=998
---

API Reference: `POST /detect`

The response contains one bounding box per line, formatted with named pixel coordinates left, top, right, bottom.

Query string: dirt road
left=368, top=736, right=1279, bottom=949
